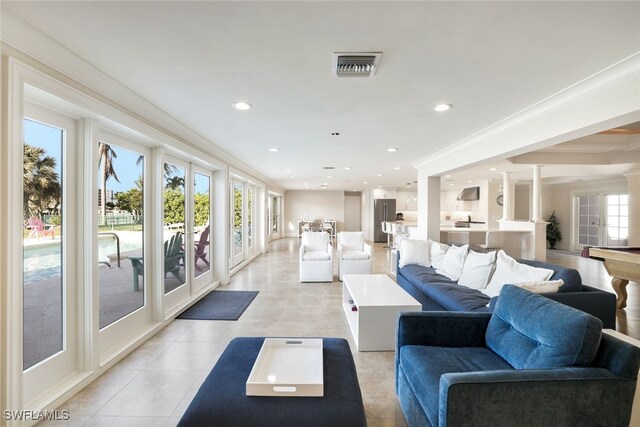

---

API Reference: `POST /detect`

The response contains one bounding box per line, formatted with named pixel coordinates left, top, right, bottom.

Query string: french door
left=573, top=192, right=629, bottom=250
left=164, top=158, right=214, bottom=312
left=22, top=104, right=79, bottom=404
left=231, top=180, right=245, bottom=268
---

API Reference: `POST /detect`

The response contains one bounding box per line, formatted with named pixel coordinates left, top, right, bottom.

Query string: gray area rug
left=177, top=290, right=258, bottom=320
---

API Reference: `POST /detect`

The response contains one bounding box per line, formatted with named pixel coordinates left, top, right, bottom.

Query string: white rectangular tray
left=246, top=338, right=323, bottom=397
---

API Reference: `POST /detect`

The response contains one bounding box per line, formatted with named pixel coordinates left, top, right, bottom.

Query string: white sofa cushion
left=342, top=250, right=370, bottom=261
left=483, top=250, right=554, bottom=298
left=302, top=232, right=329, bottom=252
left=338, top=232, right=364, bottom=251
left=436, top=244, right=469, bottom=281
left=458, top=250, right=497, bottom=290
left=303, top=251, right=331, bottom=261
left=429, top=240, right=449, bottom=269
left=517, top=279, right=564, bottom=294
left=399, top=239, right=430, bottom=268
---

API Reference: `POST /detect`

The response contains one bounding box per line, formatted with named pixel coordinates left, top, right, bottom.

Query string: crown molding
left=413, top=51, right=640, bottom=174
left=1, top=10, right=284, bottom=193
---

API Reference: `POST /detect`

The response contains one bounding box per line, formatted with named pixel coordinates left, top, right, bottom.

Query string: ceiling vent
left=332, top=52, right=382, bottom=78
left=323, top=166, right=335, bottom=170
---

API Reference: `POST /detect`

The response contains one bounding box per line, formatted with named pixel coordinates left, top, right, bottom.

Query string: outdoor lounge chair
left=129, top=232, right=184, bottom=291
left=26, top=216, right=55, bottom=239
left=194, top=226, right=210, bottom=271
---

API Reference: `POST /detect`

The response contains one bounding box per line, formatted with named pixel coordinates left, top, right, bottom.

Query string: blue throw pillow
left=485, top=285, right=602, bottom=369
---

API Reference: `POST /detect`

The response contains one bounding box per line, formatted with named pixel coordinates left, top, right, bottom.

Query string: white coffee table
left=342, top=274, right=421, bottom=351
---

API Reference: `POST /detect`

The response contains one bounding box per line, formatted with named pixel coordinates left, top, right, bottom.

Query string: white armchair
left=299, top=232, right=334, bottom=282
left=337, top=231, right=372, bottom=281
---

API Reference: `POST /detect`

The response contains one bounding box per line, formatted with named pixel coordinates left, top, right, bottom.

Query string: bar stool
left=382, top=222, right=391, bottom=248
left=475, top=231, right=504, bottom=250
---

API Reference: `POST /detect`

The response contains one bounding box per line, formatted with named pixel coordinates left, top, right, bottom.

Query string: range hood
left=457, top=186, right=480, bottom=201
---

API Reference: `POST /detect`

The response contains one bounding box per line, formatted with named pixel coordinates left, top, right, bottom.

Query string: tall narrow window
left=23, top=119, right=63, bottom=370
left=247, top=188, right=253, bottom=249
left=606, top=194, right=628, bottom=246
left=98, top=143, right=145, bottom=329
left=194, top=172, right=211, bottom=278
left=163, top=163, right=186, bottom=294
left=233, top=182, right=243, bottom=257
left=272, top=196, right=280, bottom=234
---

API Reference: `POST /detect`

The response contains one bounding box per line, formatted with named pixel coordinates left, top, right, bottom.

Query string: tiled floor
left=40, top=239, right=638, bottom=426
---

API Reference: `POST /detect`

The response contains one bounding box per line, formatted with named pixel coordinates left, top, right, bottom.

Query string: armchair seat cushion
left=303, top=251, right=331, bottom=261
left=399, top=345, right=513, bottom=426
left=342, top=250, right=370, bottom=261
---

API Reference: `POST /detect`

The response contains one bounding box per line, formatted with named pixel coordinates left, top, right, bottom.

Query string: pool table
left=589, top=247, right=640, bottom=309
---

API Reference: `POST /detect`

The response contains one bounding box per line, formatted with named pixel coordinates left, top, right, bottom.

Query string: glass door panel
left=22, top=106, right=78, bottom=404
left=163, top=163, right=187, bottom=294
left=605, top=194, right=629, bottom=246
left=23, top=119, right=64, bottom=370
left=194, top=172, right=211, bottom=279
left=577, top=194, right=602, bottom=249
left=247, top=187, right=253, bottom=250
left=97, top=142, right=145, bottom=329
left=231, top=180, right=244, bottom=267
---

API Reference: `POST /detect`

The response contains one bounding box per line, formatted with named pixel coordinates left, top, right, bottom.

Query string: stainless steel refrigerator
left=374, top=198, right=396, bottom=242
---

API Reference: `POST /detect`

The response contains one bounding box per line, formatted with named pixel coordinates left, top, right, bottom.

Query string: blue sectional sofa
left=395, top=285, right=640, bottom=427
left=396, top=256, right=617, bottom=328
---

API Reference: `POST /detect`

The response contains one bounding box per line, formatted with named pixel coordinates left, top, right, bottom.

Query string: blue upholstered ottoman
left=178, top=337, right=367, bottom=427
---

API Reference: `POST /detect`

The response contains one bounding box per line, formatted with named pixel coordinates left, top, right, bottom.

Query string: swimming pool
left=23, top=236, right=143, bottom=284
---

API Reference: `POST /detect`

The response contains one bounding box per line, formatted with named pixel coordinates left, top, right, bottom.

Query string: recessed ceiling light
left=450, top=183, right=454, bottom=186
left=363, top=181, right=368, bottom=184
left=269, top=148, right=280, bottom=152
left=377, top=185, right=382, bottom=188
left=387, top=148, right=398, bottom=152
left=394, top=167, right=401, bottom=170
left=327, top=175, right=332, bottom=178
left=467, top=180, right=472, bottom=183
left=344, top=167, right=351, bottom=170
left=323, top=182, right=328, bottom=186
left=445, top=175, right=451, bottom=178
left=232, top=101, right=252, bottom=110
left=377, top=174, right=383, bottom=177
left=285, top=169, right=292, bottom=173
left=489, top=167, right=497, bottom=171
left=434, top=103, right=452, bottom=112
left=291, top=176, right=296, bottom=178
left=304, top=182, right=308, bottom=185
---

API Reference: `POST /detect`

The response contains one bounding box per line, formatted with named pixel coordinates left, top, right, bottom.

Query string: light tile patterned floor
left=39, top=239, right=637, bottom=426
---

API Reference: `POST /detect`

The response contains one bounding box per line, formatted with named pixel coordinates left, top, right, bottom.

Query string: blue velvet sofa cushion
left=486, top=285, right=603, bottom=369
left=518, top=259, right=582, bottom=292
left=399, top=265, right=490, bottom=311
left=399, top=345, right=513, bottom=426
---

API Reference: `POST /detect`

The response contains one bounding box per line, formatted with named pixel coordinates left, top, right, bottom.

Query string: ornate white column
left=532, top=165, right=543, bottom=222
left=501, top=172, right=512, bottom=221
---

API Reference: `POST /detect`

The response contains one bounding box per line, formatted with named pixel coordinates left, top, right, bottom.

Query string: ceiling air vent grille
left=332, top=52, right=382, bottom=78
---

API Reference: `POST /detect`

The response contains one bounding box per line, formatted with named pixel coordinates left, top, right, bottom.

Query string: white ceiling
left=3, top=1, right=640, bottom=191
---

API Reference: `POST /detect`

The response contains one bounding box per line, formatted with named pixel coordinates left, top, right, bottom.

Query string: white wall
left=283, top=190, right=345, bottom=237
left=541, top=178, right=628, bottom=251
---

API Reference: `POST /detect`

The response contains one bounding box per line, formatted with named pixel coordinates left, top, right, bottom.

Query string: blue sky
left=25, top=118, right=210, bottom=195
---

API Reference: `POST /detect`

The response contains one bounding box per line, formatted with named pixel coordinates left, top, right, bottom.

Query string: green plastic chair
left=129, top=232, right=184, bottom=291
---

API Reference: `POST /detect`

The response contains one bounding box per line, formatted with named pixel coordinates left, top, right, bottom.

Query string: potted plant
left=546, top=210, right=562, bottom=249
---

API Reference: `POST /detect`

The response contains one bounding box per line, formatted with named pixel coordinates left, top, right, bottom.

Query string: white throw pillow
left=429, top=240, right=450, bottom=269
left=399, top=239, right=430, bottom=268
left=436, top=244, right=469, bottom=281
left=517, top=279, right=564, bottom=294
left=458, top=250, right=497, bottom=290
left=482, top=251, right=554, bottom=298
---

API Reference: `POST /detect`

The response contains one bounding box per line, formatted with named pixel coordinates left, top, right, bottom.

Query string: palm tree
left=98, top=142, right=120, bottom=224
left=136, top=155, right=177, bottom=179
left=23, top=144, right=60, bottom=218
left=165, top=176, right=185, bottom=190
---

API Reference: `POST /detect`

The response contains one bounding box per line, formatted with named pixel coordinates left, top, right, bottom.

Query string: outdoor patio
left=23, top=233, right=207, bottom=370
